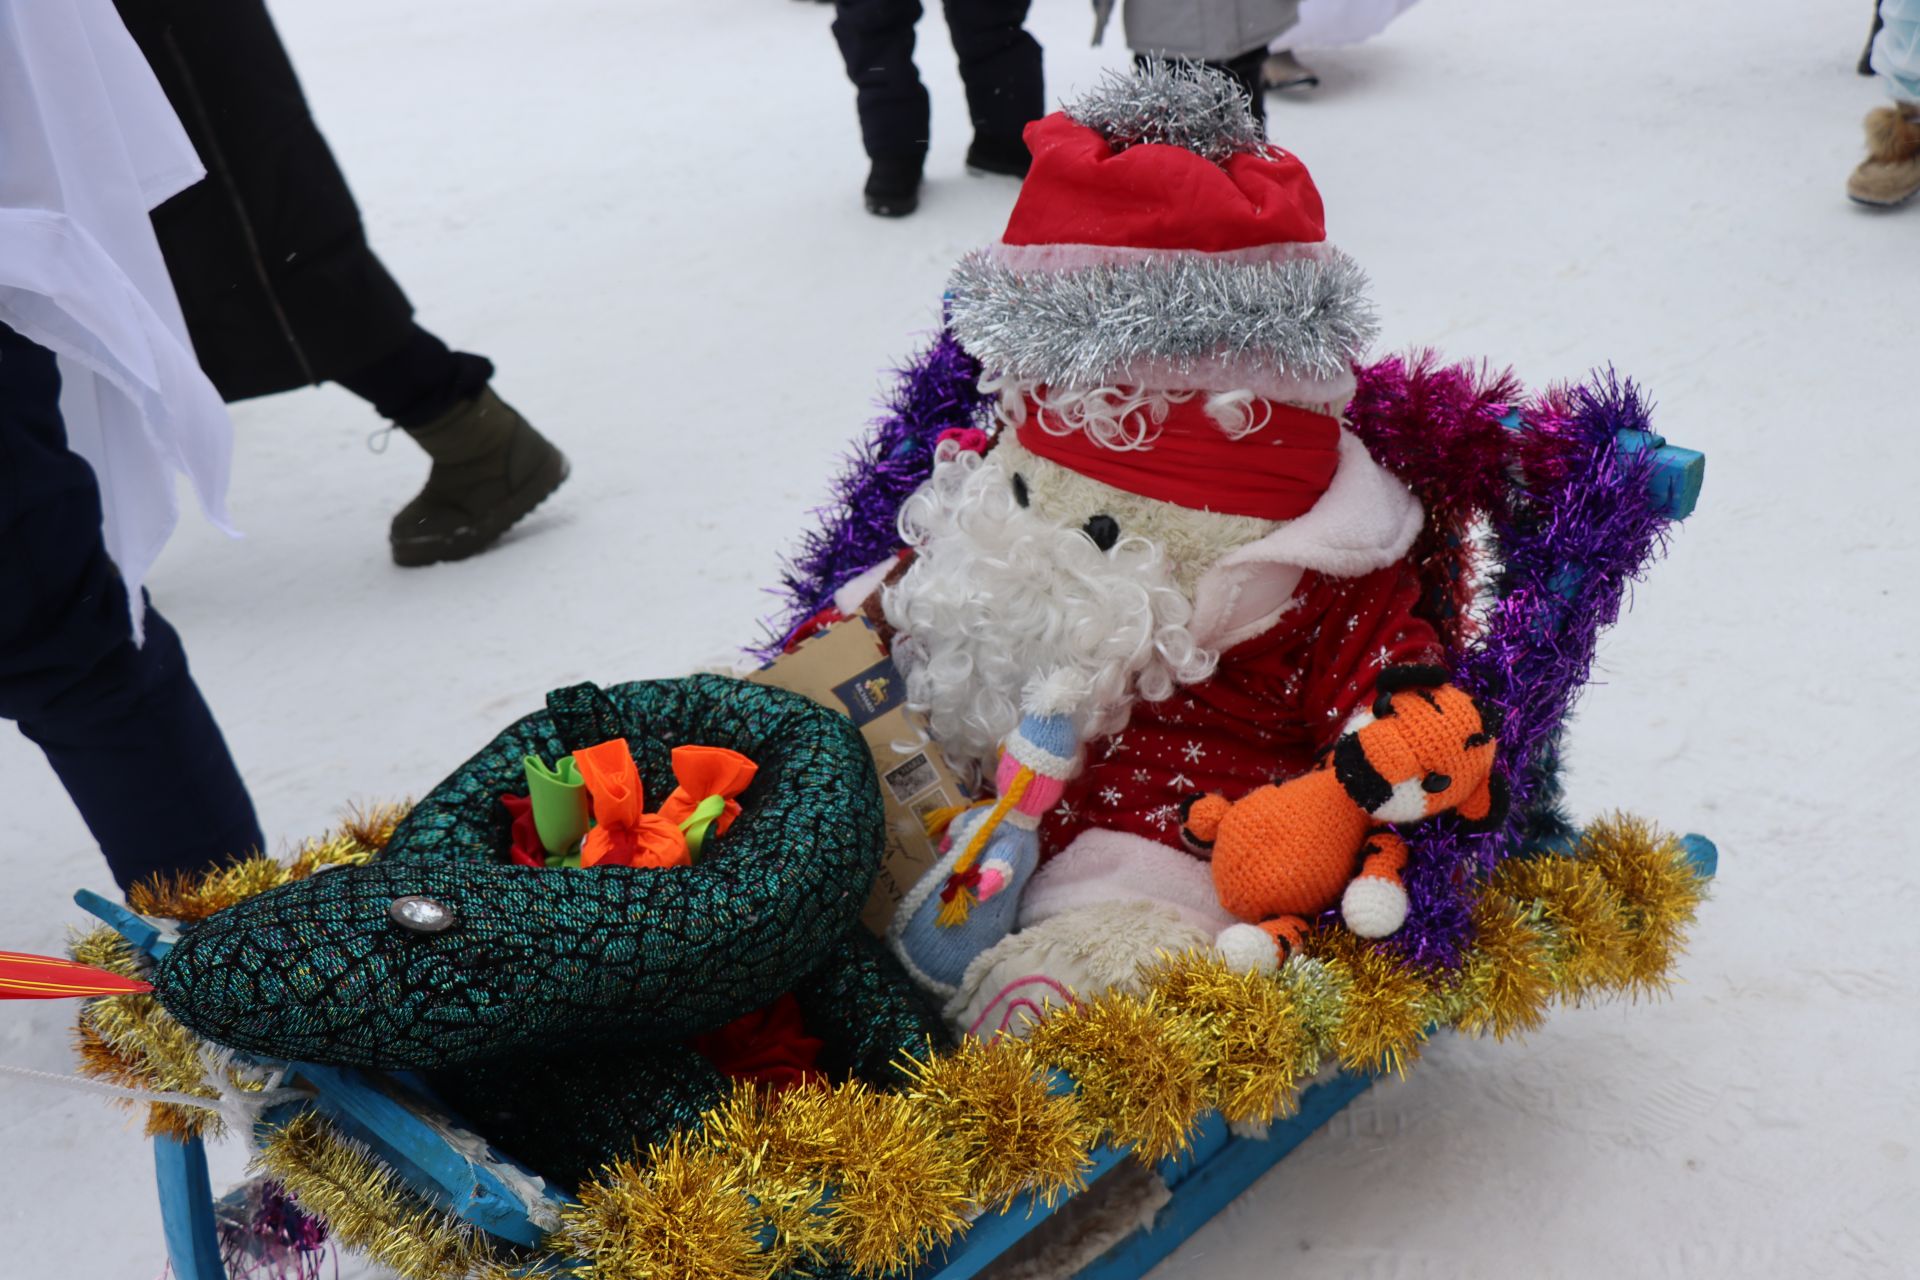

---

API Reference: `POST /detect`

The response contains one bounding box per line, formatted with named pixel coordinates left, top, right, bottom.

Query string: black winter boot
left=965, top=134, right=1031, bottom=178
left=390, top=387, right=568, bottom=566
left=864, top=155, right=923, bottom=217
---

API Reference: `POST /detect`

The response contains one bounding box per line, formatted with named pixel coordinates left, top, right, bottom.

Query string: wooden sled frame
left=94, top=431, right=1709, bottom=1280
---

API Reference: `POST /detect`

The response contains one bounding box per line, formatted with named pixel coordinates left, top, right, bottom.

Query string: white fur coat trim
left=1187, top=427, right=1423, bottom=652
left=831, top=552, right=905, bottom=616
left=1019, top=828, right=1241, bottom=936
left=943, top=900, right=1208, bottom=1038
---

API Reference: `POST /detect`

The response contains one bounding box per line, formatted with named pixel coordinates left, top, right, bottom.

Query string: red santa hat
left=945, top=64, right=1376, bottom=409
left=943, top=68, right=1422, bottom=652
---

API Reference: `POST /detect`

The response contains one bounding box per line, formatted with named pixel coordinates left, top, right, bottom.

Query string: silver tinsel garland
left=945, top=248, right=1377, bottom=389
left=1063, top=61, right=1271, bottom=162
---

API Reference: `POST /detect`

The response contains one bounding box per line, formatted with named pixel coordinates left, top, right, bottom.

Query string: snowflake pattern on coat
left=1039, top=564, right=1445, bottom=861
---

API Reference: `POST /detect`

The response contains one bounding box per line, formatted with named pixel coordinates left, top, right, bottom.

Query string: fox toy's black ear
left=1333, top=735, right=1394, bottom=813
left=1372, top=664, right=1453, bottom=718
left=1375, top=664, right=1453, bottom=696
left=1474, top=696, right=1505, bottom=738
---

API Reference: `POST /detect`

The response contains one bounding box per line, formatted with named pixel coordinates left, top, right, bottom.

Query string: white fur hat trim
left=1018, top=828, right=1240, bottom=936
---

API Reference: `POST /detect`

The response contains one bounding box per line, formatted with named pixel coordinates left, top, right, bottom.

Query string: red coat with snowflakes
left=1038, top=562, right=1444, bottom=860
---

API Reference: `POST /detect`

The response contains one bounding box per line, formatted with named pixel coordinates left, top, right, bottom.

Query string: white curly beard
left=882, top=449, right=1217, bottom=776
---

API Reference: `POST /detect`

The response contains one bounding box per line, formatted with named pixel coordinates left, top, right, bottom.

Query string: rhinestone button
left=389, top=895, right=456, bottom=934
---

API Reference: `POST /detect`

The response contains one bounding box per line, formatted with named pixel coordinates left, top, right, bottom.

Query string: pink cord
left=966, top=973, right=1080, bottom=1039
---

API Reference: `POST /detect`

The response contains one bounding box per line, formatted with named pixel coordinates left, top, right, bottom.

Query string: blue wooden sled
left=92, top=434, right=1709, bottom=1280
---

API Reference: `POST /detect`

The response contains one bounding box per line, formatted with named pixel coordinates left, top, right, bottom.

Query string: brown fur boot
left=1848, top=102, right=1920, bottom=207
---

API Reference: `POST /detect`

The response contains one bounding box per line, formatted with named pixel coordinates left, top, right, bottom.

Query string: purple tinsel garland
left=1343, top=353, right=1527, bottom=652
left=215, top=1179, right=333, bottom=1280
left=757, top=329, right=989, bottom=658
left=1385, top=371, right=1672, bottom=969
left=761, top=334, right=1680, bottom=973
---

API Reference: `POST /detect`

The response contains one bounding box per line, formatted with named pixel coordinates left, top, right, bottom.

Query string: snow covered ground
left=3, top=0, right=1917, bottom=1275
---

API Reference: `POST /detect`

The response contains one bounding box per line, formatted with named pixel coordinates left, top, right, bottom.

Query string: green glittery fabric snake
left=433, top=927, right=944, bottom=1186
left=150, top=675, right=947, bottom=1185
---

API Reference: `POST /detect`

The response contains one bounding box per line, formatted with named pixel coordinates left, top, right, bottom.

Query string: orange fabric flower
left=573, top=738, right=692, bottom=869
left=571, top=740, right=759, bottom=869
left=657, top=745, right=758, bottom=837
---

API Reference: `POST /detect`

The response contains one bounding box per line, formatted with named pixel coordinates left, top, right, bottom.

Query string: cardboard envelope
left=749, top=618, right=973, bottom=937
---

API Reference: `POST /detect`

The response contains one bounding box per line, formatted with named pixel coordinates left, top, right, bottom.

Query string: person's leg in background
left=1862, top=0, right=1886, bottom=76
left=0, top=325, right=263, bottom=893
left=940, top=0, right=1043, bottom=177
left=1214, top=47, right=1270, bottom=126
left=1851, top=0, right=1920, bottom=206
left=832, top=0, right=932, bottom=216
left=114, top=0, right=567, bottom=565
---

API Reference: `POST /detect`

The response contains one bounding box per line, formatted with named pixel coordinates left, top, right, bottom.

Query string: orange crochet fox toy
left=1181, top=665, right=1505, bottom=971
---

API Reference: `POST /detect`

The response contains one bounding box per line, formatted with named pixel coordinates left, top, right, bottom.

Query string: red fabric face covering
left=1014, top=395, right=1341, bottom=520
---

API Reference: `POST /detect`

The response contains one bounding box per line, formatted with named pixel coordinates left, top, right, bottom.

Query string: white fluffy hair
left=883, top=445, right=1217, bottom=773
left=982, top=373, right=1280, bottom=450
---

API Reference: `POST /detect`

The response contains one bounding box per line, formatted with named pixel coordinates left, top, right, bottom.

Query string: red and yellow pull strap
left=0, top=950, right=151, bottom=1000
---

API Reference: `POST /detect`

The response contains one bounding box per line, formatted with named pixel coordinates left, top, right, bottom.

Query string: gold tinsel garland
left=69, top=927, right=227, bottom=1141
left=1027, top=988, right=1207, bottom=1165
left=1450, top=893, right=1556, bottom=1041
left=703, top=1082, right=976, bottom=1275
left=1303, top=926, right=1441, bottom=1076
left=1582, top=816, right=1707, bottom=995
left=126, top=801, right=403, bottom=922
left=255, top=1112, right=498, bottom=1280
left=896, top=1036, right=1094, bottom=1210
left=68, top=805, right=407, bottom=1141
left=557, top=1136, right=770, bottom=1280
left=1144, top=954, right=1316, bottom=1124
left=558, top=814, right=1707, bottom=1280
left=76, top=812, right=1706, bottom=1280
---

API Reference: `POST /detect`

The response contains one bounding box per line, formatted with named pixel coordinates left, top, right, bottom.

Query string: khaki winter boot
left=1261, top=50, right=1320, bottom=92
left=390, top=387, right=568, bottom=566
left=1847, top=102, right=1920, bottom=208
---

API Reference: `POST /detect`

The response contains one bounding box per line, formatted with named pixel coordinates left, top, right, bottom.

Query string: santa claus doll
left=839, top=68, right=1464, bottom=1035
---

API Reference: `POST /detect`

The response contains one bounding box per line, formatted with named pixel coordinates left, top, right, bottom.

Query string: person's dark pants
left=334, top=325, right=493, bottom=431
left=1140, top=49, right=1269, bottom=125
left=0, top=324, right=263, bottom=891
left=113, top=0, right=490, bottom=427
left=831, top=0, right=1043, bottom=164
